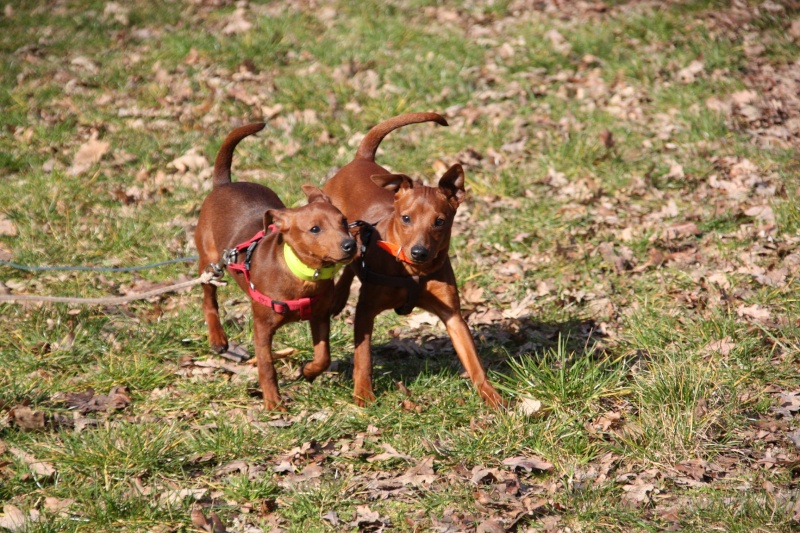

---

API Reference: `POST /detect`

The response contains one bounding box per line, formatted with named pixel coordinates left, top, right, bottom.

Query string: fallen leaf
left=702, top=337, right=735, bottom=357
left=350, top=505, right=389, bottom=530
left=9, top=406, right=45, bottom=430
left=517, top=397, right=543, bottom=416
left=190, top=504, right=211, bottom=532
left=736, top=304, right=771, bottom=322
left=476, top=518, right=505, bottom=533
left=0, top=505, right=33, bottom=532
left=502, top=455, right=554, bottom=473
left=621, top=477, right=656, bottom=506
left=8, top=447, right=56, bottom=478
left=0, top=215, right=17, bottom=236
left=159, top=488, right=207, bottom=507
left=169, top=149, right=208, bottom=173
left=279, top=463, right=323, bottom=487
left=43, top=497, right=74, bottom=515
left=677, top=60, right=704, bottom=83
left=222, top=7, right=252, bottom=34
left=208, top=511, right=227, bottom=533
left=367, top=443, right=411, bottom=463
left=744, top=204, right=775, bottom=224
left=69, top=135, right=110, bottom=175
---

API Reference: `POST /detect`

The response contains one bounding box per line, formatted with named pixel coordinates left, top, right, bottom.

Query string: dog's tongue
left=377, top=240, right=413, bottom=263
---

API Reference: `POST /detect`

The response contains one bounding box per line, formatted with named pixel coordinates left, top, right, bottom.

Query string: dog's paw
left=479, top=383, right=507, bottom=410
left=210, top=342, right=229, bottom=354
left=353, top=389, right=376, bottom=407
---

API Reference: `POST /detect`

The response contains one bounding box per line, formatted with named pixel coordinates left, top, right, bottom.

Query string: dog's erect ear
left=301, top=184, right=333, bottom=205
left=371, top=174, right=414, bottom=194
left=438, top=164, right=465, bottom=206
left=265, top=208, right=291, bottom=234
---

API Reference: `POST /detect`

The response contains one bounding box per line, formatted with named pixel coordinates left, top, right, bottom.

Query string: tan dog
left=195, top=123, right=356, bottom=410
left=323, top=113, right=504, bottom=408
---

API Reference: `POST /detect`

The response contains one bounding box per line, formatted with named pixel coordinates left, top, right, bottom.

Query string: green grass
left=2, top=0, right=800, bottom=531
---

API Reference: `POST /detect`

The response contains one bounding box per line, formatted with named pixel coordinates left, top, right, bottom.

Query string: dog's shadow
left=335, top=315, right=607, bottom=397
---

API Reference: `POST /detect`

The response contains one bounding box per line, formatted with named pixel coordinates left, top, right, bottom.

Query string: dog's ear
left=265, top=208, right=291, bottom=235
left=371, top=174, right=414, bottom=194
left=301, top=184, right=333, bottom=205
left=438, top=164, right=465, bottom=206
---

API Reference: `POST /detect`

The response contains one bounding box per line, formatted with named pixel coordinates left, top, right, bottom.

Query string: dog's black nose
left=341, top=238, right=357, bottom=255
left=410, top=245, right=429, bottom=262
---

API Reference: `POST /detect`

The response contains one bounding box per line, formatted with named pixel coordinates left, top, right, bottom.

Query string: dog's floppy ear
left=371, top=174, right=414, bottom=194
left=301, top=184, right=333, bottom=205
left=437, top=164, right=465, bottom=206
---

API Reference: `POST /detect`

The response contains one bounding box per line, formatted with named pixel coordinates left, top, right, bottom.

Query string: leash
left=0, top=271, right=222, bottom=305
left=0, top=256, right=199, bottom=273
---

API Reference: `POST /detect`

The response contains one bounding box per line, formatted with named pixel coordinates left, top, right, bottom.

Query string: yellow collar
left=283, top=244, right=341, bottom=281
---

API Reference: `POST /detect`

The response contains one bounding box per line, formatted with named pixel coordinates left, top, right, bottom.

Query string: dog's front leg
left=301, top=315, right=331, bottom=382
left=252, top=310, right=283, bottom=411
left=421, top=276, right=505, bottom=409
left=352, top=298, right=378, bottom=406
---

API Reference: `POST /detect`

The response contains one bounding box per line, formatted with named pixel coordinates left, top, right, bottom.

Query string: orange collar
left=377, top=240, right=414, bottom=263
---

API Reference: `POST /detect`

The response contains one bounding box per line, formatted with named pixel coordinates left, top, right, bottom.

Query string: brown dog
left=323, top=113, right=504, bottom=408
left=195, top=122, right=356, bottom=410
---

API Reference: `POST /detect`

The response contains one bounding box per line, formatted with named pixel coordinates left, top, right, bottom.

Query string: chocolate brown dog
left=195, top=122, right=356, bottom=410
left=323, top=113, right=504, bottom=408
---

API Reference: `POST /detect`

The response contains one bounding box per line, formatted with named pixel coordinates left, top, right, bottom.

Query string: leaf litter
left=2, top=0, right=800, bottom=531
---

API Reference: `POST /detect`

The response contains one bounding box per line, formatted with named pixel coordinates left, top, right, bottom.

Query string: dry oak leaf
left=8, top=445, right=57, bottom=479
left=502, top=455, right=554, bottom=473
left=621, top=478, right=656, bottom=506
left=221, top=7, right=252, bottom=34
left=158, top=488, right=207, bottom=507
left=367, top=443, right=411, bottom=463
left=736, top=304, right=771, bottom=322
left=0, top=505, right=38, bottom=532
left=69, top=134, right=110, bottom=176
left=677, top=60, right=705, bottom=83
left=279, top=463, right=324, bottom=487
left=702, top=337, right=735, bottom=357
left=43, top=497, right=75, bottom=515
left=476, top=518, right=505, bottom=533
left=517, top=396, right=543, bottom=416
left=350, top=505, right=389, bottom=531
left=0, top=215, right=17, bottom=236
left=169, top=149, right=208, bottom=173
left=8, top=406, right=45, bottom=430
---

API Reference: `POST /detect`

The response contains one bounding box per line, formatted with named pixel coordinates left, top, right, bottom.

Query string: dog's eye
left=434, top=218, right=445, bottom=227
left=310, top=226, right=321, bottom=234
left=401, top=215, right=411, bottom=225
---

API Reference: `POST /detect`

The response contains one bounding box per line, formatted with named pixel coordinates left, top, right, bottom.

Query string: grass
left=2, top=0, right=800, bottom=531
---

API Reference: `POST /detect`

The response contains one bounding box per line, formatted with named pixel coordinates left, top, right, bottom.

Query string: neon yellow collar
left=283, top=244, right=341, bottom=281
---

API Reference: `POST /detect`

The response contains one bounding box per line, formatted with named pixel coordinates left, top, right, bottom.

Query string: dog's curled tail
left=213, top=122, right=266, bottom=187
left=355, top=112, right=448, bottom=162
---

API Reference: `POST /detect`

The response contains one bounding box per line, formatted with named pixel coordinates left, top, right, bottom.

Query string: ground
left=1, top=0, right=799, bottom=531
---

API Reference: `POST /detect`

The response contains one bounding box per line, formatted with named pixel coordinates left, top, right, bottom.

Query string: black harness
left=350, top=221, right=429, bottom=315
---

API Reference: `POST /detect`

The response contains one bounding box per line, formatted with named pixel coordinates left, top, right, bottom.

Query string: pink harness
left=224, top=228, right=316, bottom=320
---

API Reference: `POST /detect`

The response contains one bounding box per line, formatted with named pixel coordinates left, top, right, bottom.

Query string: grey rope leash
left=0, top=256, right=199, bottom=273
left=0, top=271, right=225, bottom=306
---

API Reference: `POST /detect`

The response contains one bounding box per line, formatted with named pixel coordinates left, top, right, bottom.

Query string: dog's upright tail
left=213, top=122, right=266, bottom=187
left=355, top=112, right=448, bottom=162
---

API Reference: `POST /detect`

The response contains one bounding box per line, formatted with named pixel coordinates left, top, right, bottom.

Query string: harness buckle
left=271, top=300, right=289, bottom=314
left=222, top=248, right=238, bottom=265
left=244, top=240, right=259, bottom=271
